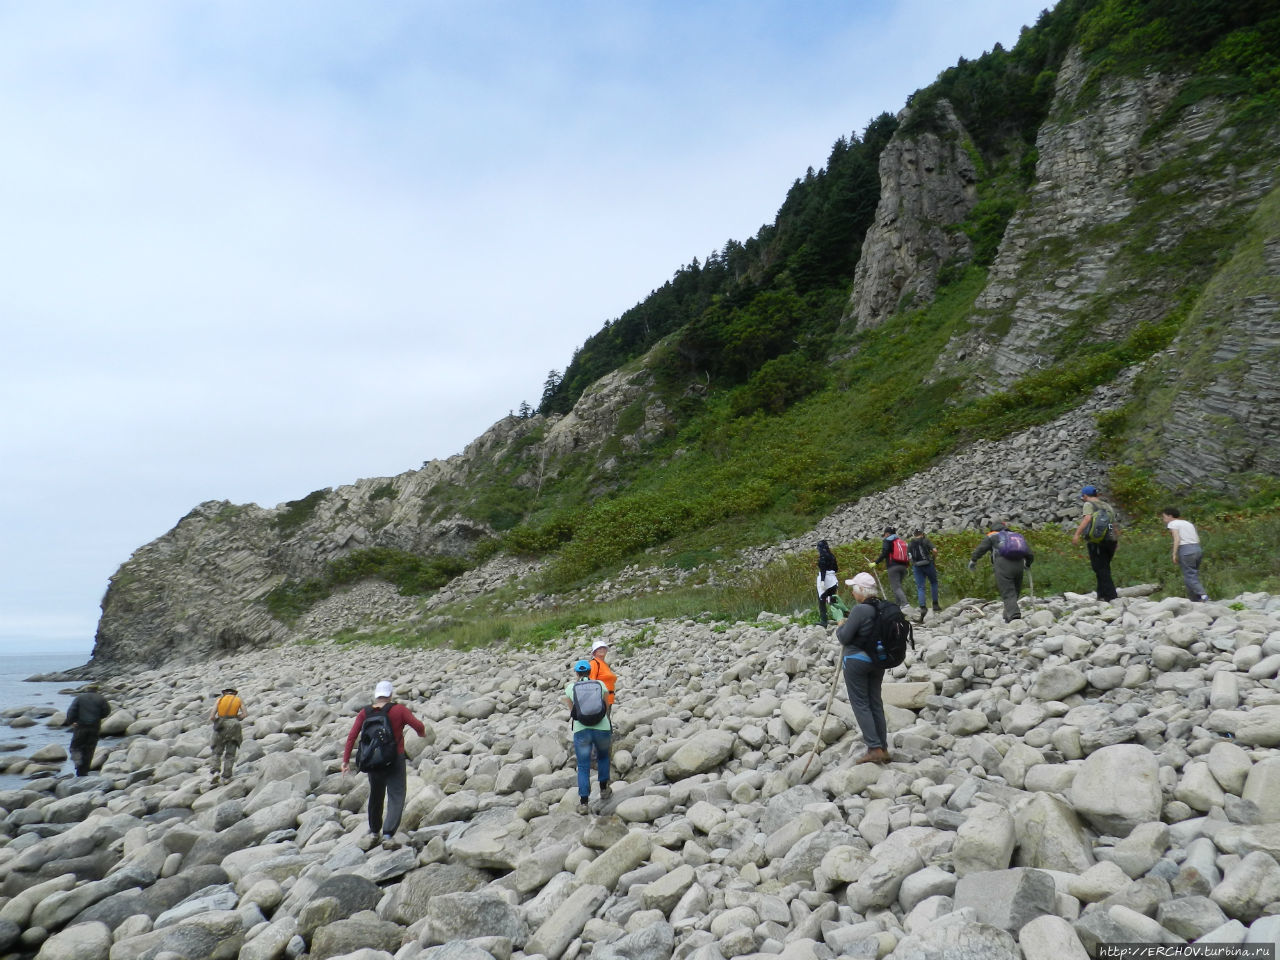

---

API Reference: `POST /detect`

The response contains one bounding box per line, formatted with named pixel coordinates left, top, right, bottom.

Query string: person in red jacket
left=342, top=680, right=425, bottom=848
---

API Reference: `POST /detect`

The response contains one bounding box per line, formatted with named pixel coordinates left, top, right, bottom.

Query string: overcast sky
left=1, top=1, right=1050, bottom=658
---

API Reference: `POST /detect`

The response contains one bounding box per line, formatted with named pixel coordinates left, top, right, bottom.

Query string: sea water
left=0, top=652, right=92, bottom=788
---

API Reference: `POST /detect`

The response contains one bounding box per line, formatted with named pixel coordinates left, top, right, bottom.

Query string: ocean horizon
left=0, top=652, right=95, bottom=789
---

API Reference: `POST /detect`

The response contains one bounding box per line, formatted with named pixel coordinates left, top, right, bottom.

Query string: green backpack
left=1086, top=503, right=1114, bottom=543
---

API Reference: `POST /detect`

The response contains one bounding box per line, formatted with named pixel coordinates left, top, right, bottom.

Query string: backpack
left=865, top=598, right=915, bottom=668
left=908, top=539, right=931, bottom=566
left=889, top=537, right=909, bottom=565
left=996, top=530, right=1031, bottom=560
left=355, top=705, right=397, bottom=772
left=1086, top=503, right=1113, bottom=543
left=570, top=679, right=608, bottom=726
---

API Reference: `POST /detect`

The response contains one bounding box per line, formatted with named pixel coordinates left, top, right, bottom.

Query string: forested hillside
left=92, top=0, right=1280, bottom=666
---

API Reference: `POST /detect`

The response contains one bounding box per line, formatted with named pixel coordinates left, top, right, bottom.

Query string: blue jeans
left=1178, top=544, right=1207, bottom=599
left=573, top=728, right=612, bottom=799
left=912, top=564, right=939, bottom=607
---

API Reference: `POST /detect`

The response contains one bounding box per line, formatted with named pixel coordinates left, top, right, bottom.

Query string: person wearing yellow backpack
left=209, top=687, right=246, bottom=785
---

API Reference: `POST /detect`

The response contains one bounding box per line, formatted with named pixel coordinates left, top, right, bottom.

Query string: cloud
left=0, top=1, right=1051, bottom=652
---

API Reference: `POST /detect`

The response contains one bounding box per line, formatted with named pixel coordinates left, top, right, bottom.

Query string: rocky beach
left=5, top=587, right=1280, bottom=960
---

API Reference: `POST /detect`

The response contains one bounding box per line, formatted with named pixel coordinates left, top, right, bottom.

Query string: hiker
left=874, top=526, right=912, bottom=609
left=208, top=686, right=245, bottom=785
left=1073, top=485, right=1120, bottom=601
left=816, top=540, right=840, bottom=626
left=588, top=640, right=617, bottom=711
left=908, top=528, right=940, bottom=622
left=836, top=572, right=890, bottom=765
left=969, top=522, right=1034, bottom=622
left=341, top=681, right=425, bottom=848
left=562, top=659, right=612, bottom=810
left=1162, top=507, right=1210, bottom=602
left=66, top=683, right=110, bottom=777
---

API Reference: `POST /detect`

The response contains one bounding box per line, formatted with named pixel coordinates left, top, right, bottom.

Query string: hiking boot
left=599, top=784, right=612, bottom=800
left=579, top=797, right=590, bottom=813
left=381, top=835, right=400, bottom=850
left=918, top=608, right=928, bottom=624
left=855, top=751, right=880, bottom=765
left=873, top=748, right=892, bottom=764
left=933, top=604, right=941, bottom=613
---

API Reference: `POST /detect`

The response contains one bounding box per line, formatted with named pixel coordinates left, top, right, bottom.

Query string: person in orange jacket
left=588, top=640, right=617, bottom=711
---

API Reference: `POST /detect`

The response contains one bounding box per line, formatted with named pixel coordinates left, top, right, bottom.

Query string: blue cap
left=1081, top=485, right=1098, bottom=498
left=573, top=659, right=592, bottom=674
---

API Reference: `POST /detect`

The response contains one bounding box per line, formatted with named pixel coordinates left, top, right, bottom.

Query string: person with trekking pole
left=969, top=522, right=1034, bottom=623
left=836, top=572, right=892, bottom=765
left=873, top=527, right=913, bottom=611
left=563, top=660, right=612, bottom=811
left=342, top=681, right=425, bottom=848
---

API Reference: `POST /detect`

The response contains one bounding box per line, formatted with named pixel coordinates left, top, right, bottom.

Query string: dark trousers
left=993, top=557, right=1025, bottom=622
left=843, top=655, right=887, bottom=751
left=818, top=587, right=838, bottom=625
left=1088, top=539, right=1118, bottom=600
left=367, top=753, right=407, bottom=837
left=887, top=564, right=910, bottom=607
left=69, top=725, right=100, bottom=776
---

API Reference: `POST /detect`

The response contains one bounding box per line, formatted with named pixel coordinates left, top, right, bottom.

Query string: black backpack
left=865, top=597, right=915, bottom=668
left=570, top=680, right=608, bottom=726
left=355, top=705, right=397, bottom=772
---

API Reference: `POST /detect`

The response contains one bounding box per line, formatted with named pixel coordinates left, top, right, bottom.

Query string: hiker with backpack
left=66, top=682, right=110, bottom=777
left=341, top=680, right=425, bottom=848
left=1162, top=507, right=1210, bottom=602
left=816, top=539, right=841, bottom=626
left=836, top=572, right=912, bottom=765
left=562, top=659, right=612, bottom=811
left=968, top=522, right=1034, bottom=622
left=1072, top=485, right=1120, bottom=601
left=208, top=686, right=245, bottom=785
left=873, top=527, right=912, bottom=610
left=907, top=528, right=941, bottom=623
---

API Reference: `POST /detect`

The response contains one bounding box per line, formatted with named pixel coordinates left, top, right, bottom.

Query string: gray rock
left=953, top=868, right=1056, bottom=933
left=34, top=921, right=112, bottom=960
left=526, top=883, right=609, bottom=959
left=426, top=890, right=526, bottom=946
left=1157, top=896, right=1229, bottom=940
left=591, top=921, right=675, bottom=960
left=310, top=919, right=403, bottom=960
left=1018, top=914, right=1089, bottom=960
left=1070, top=744, right=1162, bottom=835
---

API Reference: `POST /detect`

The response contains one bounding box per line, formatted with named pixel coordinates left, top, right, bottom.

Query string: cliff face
left=844, top=99, right=979, bottom=330
left=92, top=368, right=669, bottom=666
left=94, top=39, right=1280, bottom=667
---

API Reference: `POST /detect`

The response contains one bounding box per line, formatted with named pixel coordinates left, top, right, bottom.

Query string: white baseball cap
left=374, top=681, right=393, bottom=699
left=591, top=640, right=609, bottom=653
left=844, top=572, right=877, bottom=589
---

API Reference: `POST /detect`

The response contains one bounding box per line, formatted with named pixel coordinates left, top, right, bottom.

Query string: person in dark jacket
left=342, top=681, right=426, bottom=848
left=816, top=540, right=840, bottom=626
left=969, top=522, right=1034, bottom=622
left=874, top=527, right=911, bottom=609
left=66, top=683, right=111, bottom=776
left=908, top=528, right=941, bottom=623
left=836, top=572, right=890, bottom=765
left=1073, top=485, right=1121, bottom=601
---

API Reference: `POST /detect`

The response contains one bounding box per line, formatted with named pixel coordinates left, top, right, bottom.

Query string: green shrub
left=274, top=490, right=327, bottom=533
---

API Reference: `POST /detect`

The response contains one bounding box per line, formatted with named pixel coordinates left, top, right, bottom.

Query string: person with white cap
left=836, top=572, right=891, bottom=765
left=342, top=680, right=425, bottom=847
left=588, top=640, right=617, bottom=712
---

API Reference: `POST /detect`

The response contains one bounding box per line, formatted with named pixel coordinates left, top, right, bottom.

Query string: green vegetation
left=369, top=483, right=398, bottom=501
left=274, top=490, right=328, bottom=533
left=332, top=507, right=1280, bottom=652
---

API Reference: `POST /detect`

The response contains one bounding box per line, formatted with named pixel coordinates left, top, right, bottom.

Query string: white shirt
left=1167, top=518, right=1200, bottom=546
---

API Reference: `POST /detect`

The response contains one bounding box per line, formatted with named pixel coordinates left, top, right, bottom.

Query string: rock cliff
left=93, top=36, right=1280, bottom=667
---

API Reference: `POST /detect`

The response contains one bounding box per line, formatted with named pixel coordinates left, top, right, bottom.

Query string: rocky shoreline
left=4, top=588, right=1280, bottom=960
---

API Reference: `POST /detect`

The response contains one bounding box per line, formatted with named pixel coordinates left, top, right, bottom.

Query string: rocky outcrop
left=936, top=47, right=1277, bottom=388
left=8, top=588, right=1280, bottom=959
left=845, top=99, right=979, bottom=329
left=93, top=369, right=671, bottom=668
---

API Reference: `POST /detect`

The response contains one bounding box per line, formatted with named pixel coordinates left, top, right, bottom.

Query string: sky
left=0, top=0, right=1052, bottom=658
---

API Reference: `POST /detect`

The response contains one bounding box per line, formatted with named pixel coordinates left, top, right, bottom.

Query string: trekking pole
left=801, top=654, right=842, bottom=781
left=862, top=559, right=886, bottom=597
